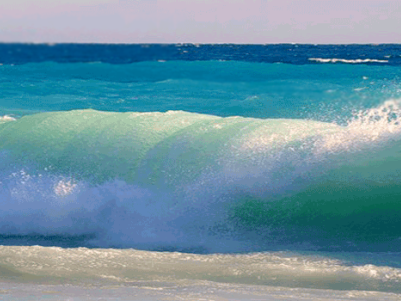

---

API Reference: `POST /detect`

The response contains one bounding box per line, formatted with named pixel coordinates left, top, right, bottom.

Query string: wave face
left=1, top=100, right=401, bottom=252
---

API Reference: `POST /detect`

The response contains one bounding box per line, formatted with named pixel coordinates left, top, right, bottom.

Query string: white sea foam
left=0, top=115, right=16, bottom=123
left=53, top=179, right=78, bottom=197
left=309, top=58, right=388, bottom=64
left=0, top=246, right=400, bottom=296
left=238, top=99, right=401, bottom=157
left=318, top=99, right=401, bottom=154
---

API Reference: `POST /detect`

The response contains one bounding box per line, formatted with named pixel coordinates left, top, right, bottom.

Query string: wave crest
left=309, top=58, right=388, bottom=64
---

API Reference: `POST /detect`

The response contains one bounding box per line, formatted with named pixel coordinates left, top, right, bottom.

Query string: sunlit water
left=0, top=44, right=401, bottom=300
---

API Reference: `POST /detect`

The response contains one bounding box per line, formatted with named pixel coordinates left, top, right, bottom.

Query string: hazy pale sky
left=1, top=0, right=400, bottom=44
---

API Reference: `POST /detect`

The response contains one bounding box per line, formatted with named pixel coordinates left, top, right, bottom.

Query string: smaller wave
left=1, top=246, right=401, bottom=294
left=309, top=58, right=388, bottom=64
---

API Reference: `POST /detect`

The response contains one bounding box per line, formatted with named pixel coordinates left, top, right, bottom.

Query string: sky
left=0, top=0, right=400, bottom=44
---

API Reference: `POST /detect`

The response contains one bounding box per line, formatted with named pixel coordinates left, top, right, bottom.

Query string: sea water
left=0, top=43, right=401, bottom=300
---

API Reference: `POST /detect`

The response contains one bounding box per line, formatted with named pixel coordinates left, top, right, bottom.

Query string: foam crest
left=0, top=115, right=16, bottom=124
left=309, top=58, right=388, bottom=64
left=234, top=99, right=401, bottom=162
left=353, top=264, right=401, bottom=282
left=318, top=99, right=401, bottom=154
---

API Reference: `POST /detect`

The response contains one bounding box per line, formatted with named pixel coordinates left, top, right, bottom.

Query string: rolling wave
left=0, top=100, right=401, bottom=252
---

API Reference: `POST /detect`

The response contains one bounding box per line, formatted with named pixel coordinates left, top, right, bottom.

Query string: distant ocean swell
left=1, top=99, right=401, bottom=252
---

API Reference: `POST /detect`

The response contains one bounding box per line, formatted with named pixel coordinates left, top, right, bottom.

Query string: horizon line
left=1, top=42, right=400, bottom=46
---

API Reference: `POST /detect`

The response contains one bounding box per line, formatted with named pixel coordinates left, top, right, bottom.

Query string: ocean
left=0, top=43, right=401, bottom=300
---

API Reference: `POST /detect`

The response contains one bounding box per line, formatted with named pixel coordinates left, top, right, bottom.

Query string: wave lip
left=309, top=58, right=389, bottom=64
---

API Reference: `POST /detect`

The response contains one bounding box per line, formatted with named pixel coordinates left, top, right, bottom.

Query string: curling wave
left=1, top=100, right=401, bottom=252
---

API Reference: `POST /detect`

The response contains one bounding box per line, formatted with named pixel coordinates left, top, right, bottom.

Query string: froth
left=319, top=99, right=401, bottom=153
left=0, top=115, right=16, bottom=123
left=238, top=99, right=401, bottom=157
left=309, top=58, right=389, bottom=64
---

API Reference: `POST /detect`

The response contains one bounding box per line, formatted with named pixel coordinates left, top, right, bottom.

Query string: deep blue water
left=1, top=43, right=401, bottom=65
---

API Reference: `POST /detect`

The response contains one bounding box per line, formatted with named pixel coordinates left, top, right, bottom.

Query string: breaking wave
left=1, top=100, right=401, bottom=252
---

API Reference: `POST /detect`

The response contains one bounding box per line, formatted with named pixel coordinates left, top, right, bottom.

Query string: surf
left=0, top=100, right=401, bottom=252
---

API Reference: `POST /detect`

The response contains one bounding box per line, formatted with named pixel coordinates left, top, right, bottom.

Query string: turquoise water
left=1, top=44, right=401, bottom=297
